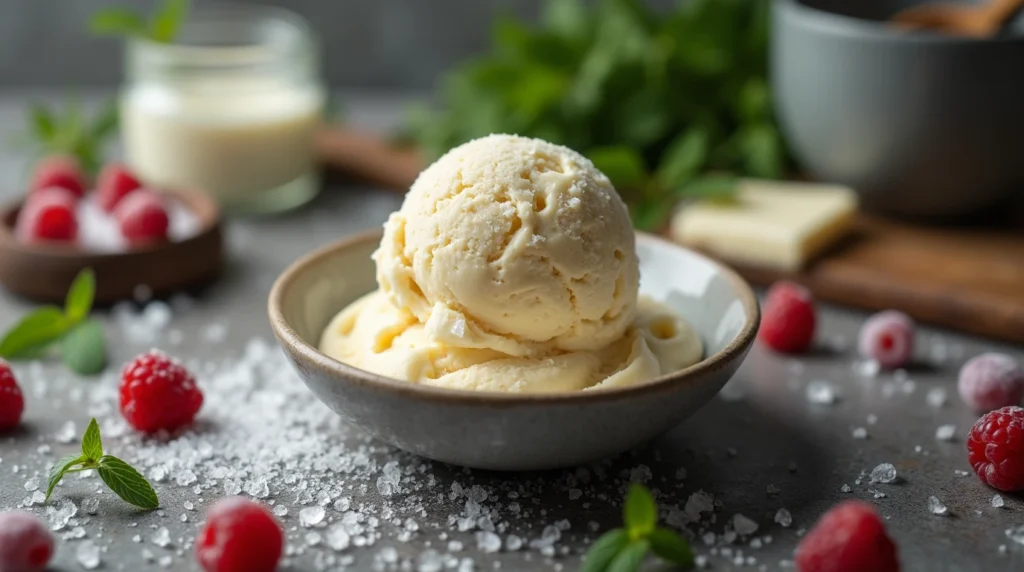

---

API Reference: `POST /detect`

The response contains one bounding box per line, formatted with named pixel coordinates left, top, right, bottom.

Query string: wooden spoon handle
left=315, top=126, right=422, bottom=192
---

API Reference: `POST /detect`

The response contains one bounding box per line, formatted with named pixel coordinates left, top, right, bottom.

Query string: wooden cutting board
left=316, top=126, right=1024, bottom=344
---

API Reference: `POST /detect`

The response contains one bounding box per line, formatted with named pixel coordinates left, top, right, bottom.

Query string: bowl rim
left=776, top=0, right=1024, bottom=44
left=267, top=230, right=760, bottom=405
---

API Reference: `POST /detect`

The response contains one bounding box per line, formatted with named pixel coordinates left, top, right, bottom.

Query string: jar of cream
left=120, top=4, right=325, bottom=214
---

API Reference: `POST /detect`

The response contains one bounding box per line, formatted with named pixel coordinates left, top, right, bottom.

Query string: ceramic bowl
left=773, top=0, right=1024, bottom=217
left=268, top=231, right=759, bottom=471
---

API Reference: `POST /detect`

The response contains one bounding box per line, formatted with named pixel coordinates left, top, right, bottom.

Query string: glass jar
left=120, top=4, right=325, bottom=214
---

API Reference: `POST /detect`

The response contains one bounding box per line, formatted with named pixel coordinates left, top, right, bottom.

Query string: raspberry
left=0, top=360, right=25, bottom=431
left=857, top=310, right=915, bottom=370
left=967, top=406, right=1024, bottom=492
left=795, top=501, right=899, bottom=572
left=196, top=497, right=283, bottom=572
left=958, top=353, right=1024, bottom=413
left=758, top=281, right=816, bottom=353
left=29, top=155, right=85, bottom=197
left=15, top=187, right=78, bottom=244
left=119, top=350, right=203, bottom=433
left=0, top=511, right=54, bottom=572
left=96, top=163, right=142, bottom=212
left=114, top=189, right=170, bottom=246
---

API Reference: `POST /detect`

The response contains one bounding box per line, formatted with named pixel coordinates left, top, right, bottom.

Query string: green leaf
left=65, top=268, right=95, bottom=323
left=149, top=0, right=189, bottom=43
left=29, top=104, right=55, bottom=140
left=90, top=100, right=120, bottom=141
left=587, top=146, right=648, bottom=192
left=80, top=418, right=103, bottom=462
left=629, top=199, right=669, bottom=232
left=607, top=539, right=650, bottom=572
left=657, top=128, right=709, bottom=190
left=676, top=173, right=738, bottom=202
left=46, top=454, right=86, bottom=501
left=89, top=8, right=148, bottom=38
left=581, top=529, right=630, bottom=572
left=649, top=527, right=695, bottom=568
left=623, top=483, right=658, bottom=537
left=0, top=307, right=70, bottom=360
left=740, top=124, right=784, bottom=179
left=96, top=455, right=160, bottom=509
left=542, top=0, right=589, bottom=41
left=61, top=320, right=107, bottom=376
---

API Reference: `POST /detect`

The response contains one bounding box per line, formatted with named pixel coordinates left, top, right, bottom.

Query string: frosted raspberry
left=858, top=310, right=914, bottom=370
left=958, top=353, right=1024, bottom=413
left=0, top=360, right=25, bottom=430
left=758, top=281, right=816, bottom=353
left=0, top=511, right=54, bottom=572
left=29, top=155, right=84, bottom=197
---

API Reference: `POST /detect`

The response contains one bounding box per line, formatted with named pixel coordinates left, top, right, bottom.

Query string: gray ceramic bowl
left=268, top=231, right=759, bottom=471
left=773, top=0, right=1024, bottom=217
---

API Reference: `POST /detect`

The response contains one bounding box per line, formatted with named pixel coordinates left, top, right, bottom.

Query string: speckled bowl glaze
left=268, top=231, right=759, bottom=471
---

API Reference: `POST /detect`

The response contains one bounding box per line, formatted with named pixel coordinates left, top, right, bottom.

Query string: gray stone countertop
left=0, top=92, right=1023, bottom=572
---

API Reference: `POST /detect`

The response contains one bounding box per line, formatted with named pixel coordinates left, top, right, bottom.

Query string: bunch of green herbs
left=403, top=0, right=787, bottom=230
left=12, top=100, right=118, bottom=175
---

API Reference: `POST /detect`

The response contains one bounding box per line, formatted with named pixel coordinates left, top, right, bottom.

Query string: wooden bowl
left=0, top=189, right=224, bottom=305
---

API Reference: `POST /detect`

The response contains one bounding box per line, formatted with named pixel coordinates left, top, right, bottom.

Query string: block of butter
left=670, top=179, right=858, bottom=272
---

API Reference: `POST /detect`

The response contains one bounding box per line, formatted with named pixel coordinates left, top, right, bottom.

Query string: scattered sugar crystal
left=66, top=526, right=86, bottom=540
left=954, top=470, right=970, bottom=477
left=774, top=509, right=792, bottom=528
left=867, top=414, right=878, bottom=425
left=152, top=527, right=171, bottom=548
left=55, top=421, right=77, bottom=443
left=132, top=535, right=142, bottom=543
left=936, top=425, right=957, bottom=442
left=733, top=514, right=759, bottom=536
left=684, top=491, right=715, bottom=519
left=857, top=360, right=880, bottom=378
left=47, top=498, right=77, bottom=531
left=404, top=518, right=419, bottom=532
left=448, top=540, right=464, bottom=552
left=806, top=381, right=837, bottom=404
left=722, top=531, right=737, bottom=544
left=528, top=525, right=561, bottom=549
left=204, top=323, right=228, bottom=343
left=150, top=467, right=167, bottom=483
left=852, top=427, right=868, bottom=440
left=158, top=555, right=173, bottom=568
left=299, top=506, right=326, bottom=527
left=928, top=496, right=949, bottom=516
left=333, top=497, right=351, bottom=512
left=841, top=484, right=852, bottom=493
left=476, top=531, right=502, bottom=553
left=23, top=477, right=39, bottom=491
left=630, top=465, right=652, bottom=483
left=870, top=489, right=887, bottom=499
left=766, top=484, right=780, bottom=496
left=417, top=549, right=444, bottom=572
left=174, top=469, right=197, bottom=486
left=326, top=524, right=351, bottom=551
left=569, top=488, right=582, bottom=500
left=870, top=463, right=897, bottom=484
left=272, top=505, right=288, bottom=517
left=702, top=532, right=715, bottom=545
left=305, top=532, right=322, bottom=546
left=81, top=498, right=100, bottom=515
left=1007, top=525, right=1024, bottom=545
left=183, top=501, right=194, bottom=511
left=999, top=544, right=1008, bottom=554
left=505, top=535, right=523, bottom=551
left=992, top=495, right=1006, bottom=508
left=245, top=476, right=270, bottom=499
left=926, top=388, right=948, bottom=408
left=695, top=555, right=708, bottom=568
left=180, top=513, right=188, bottom=523
left=76, top=540, right=101, bottom=569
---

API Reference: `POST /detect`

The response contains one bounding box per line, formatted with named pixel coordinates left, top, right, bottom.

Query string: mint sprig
left=0, top=269, right=107, bottom=375
left=46, top=418, right=159, bottom=510
left=12, top=99, right=119, bottom=175
left=403, top=0, right=785, bottom=230
left=582, top=484, right=694, bottom=572
left=90, top=0, right=190, bottom=43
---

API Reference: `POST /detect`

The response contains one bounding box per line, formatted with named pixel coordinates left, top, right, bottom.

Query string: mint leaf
left=90, top=8, right=149, bottom=38
left=581, top=528, right=630, bottom=572
left=96, top=456, right=159, bottom=509
left=623, top=483, right=657, bottom=537
left=80, top=418, right=103, bottom=462
left=657, top=128, right=709, bottom=190
left=649, top=527, right=694, bottom=568
left=29, top=104, right=55, bottom=140
left=0, top=307, right=69, bottom=360
left=46, top=454, right=86, bottom=501
left=607, top=539, right=650, bottom=572
left=90, top=100, right=120, bottom=141
left=149, top=0, right=189, bottom=43
left=65, top=268, right=95, bottom=323
left=61, top=320, right=107, bottom=375
left=542, top=0, right=589, bottom=41
left=676, top=173, right=738, bottom=202
left=739, top=123, right=784, bottom=179
left=587, top=146, right=648, bottom=192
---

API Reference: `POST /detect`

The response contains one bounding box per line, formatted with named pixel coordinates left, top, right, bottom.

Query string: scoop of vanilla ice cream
left=374, top=134, right=639, bottom=356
